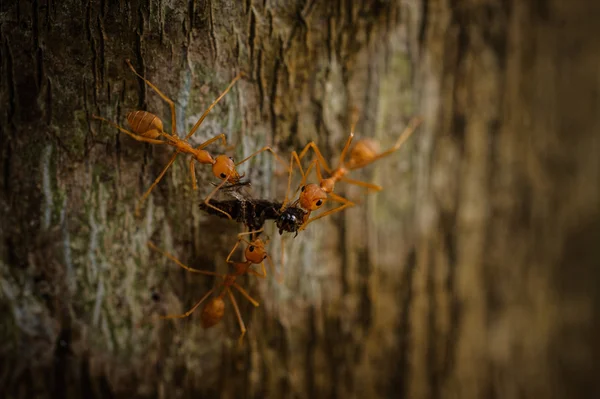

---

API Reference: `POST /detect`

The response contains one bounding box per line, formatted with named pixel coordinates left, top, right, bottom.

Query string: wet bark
left=1, top=0, right=599, bottom=398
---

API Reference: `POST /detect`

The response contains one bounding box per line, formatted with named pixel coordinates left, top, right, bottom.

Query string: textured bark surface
left=1, top=0, right=599, bottom=398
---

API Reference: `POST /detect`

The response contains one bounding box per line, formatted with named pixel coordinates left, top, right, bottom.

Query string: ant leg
left=337, top=132, right=355, bottom=169
left=226, top=289, right=247, bottom=345
left=92, top=115, right=166, bottom=145
left=339, top=176, right=382, bottom=192
left=300, top=156, right=327, bottom=189
left=277, top=235, right=286, bottom=283
left=237, top=237, right=254, bottom=247
left=235, top=228, right=265, bottom=240
left=299, top=192, right=355, bottom=230
left=248, top=263, right=267, bottom=278
left=185, top=73, right=245, bottom=141
left=297, top=142, right=333, bottom=174
left=300, top=159, right=317, bottom=186
left=189, top=159, right=198, bottom=191
left=281, top=151, right=305, bottom=210
left=147, top=241, right=221, bottom=277
left=161, top=288, right=214, bottom=319
left=293, top=158, right=323, bottom=197
left=338, top=108, right=360, bottom=167
left=348, top=116, right=422, bottom=170
left=315, top=159, right=325, bottom=182
left=126, top=60, right=177, bottom=136
left=264, top=254, right=276, bottom=280
left=225, top=240, right=243, bottom=263
left=203, top=172, right=234, bottom=220
left=232, top=283, right=260, bottom=307
left=299, top=160, right=326, bottom=194
left=196, top=133, right=227, bottom=150
left=259, top=261, right=267, bottom=278
left=135, top=152, right=179, bottom=216
left=235, top=146, right=290, bottom=175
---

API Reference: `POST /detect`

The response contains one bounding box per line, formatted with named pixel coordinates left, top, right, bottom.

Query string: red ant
left=93, top=60, right=288, bottom=217
left=147, top=228, right=271, bottom=342
left=280, top=113, right=423, bottom=230
left=224, top=228, right=276, bottom=280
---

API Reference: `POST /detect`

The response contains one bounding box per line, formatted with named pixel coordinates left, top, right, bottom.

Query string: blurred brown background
left=1, top=0, right=599, bottom=398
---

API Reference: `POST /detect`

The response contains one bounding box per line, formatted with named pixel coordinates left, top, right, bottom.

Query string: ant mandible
left=147, top=232, right=268, bottom=343
left=280, top=112, right=423, bottom=229
left=93, top=60, right=288, bottom=217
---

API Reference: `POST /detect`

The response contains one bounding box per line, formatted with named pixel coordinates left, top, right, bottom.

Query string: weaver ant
left=225, top=228, right=278, bottom=280
left=147, top=231, right=270, bottom=342
left=92, top=59, right=288, bottom=217
left=281, top=113, right=423, bottom=229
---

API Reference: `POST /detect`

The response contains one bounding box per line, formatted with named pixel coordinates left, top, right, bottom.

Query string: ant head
left=276, top=207, right=307, bottom=235
left=348, top=139, right=379, bottom=167
left=245, top=238, right=268, bottom=264
left=200, top=297, right=225, bottom=328
left=213, top=155, right=240, bottom=182
left=299, top=183, right=327, bottom=211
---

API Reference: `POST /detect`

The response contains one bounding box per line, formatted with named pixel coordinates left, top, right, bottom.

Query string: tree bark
left=1, top=1, right=599, bottom=398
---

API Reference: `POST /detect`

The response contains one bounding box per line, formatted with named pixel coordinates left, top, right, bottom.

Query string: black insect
left=199, top=198, right=307, bottom=236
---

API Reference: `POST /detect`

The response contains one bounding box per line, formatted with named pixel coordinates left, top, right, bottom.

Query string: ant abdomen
left=201, top=297, right=225, bottom=328
left=349, top=138, right=380, bottom=166
left=127, top=110, right=163, bottom=139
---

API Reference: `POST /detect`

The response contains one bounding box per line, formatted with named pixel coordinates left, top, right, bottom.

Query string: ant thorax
left=233, top=262, right=251, bottom=275
left=193, top=148, right=214, bottom=164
